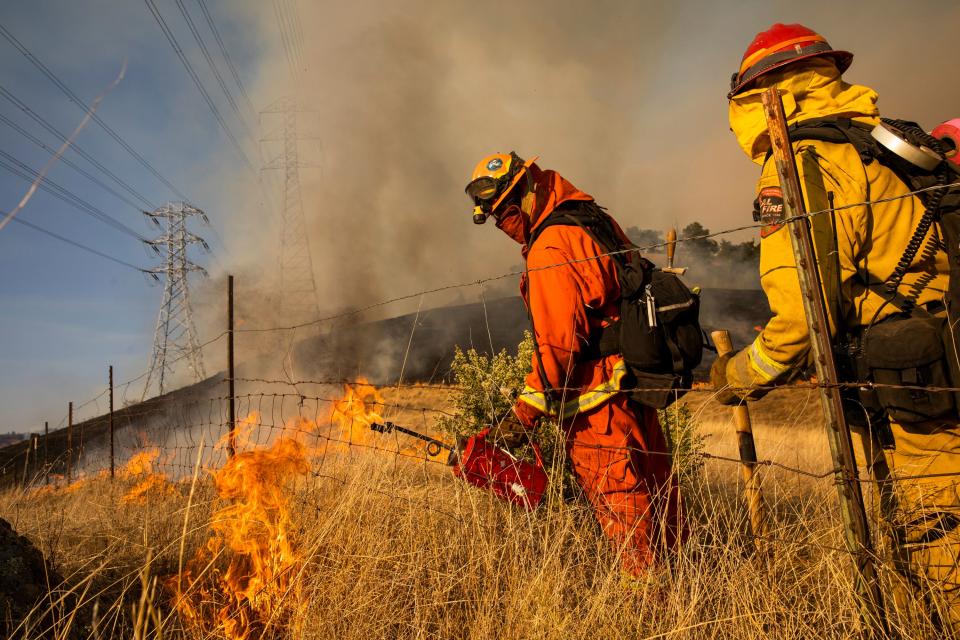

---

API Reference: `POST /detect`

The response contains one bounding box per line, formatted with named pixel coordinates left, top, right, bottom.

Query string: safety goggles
left=465, top=176, right=500, bottom=203
left=465, top=176, right=502, bottom=223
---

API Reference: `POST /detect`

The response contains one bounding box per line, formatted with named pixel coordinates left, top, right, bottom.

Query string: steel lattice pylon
left=141, top=202, right=210, bottom=400
left=261, top=96, right=320, bottom=325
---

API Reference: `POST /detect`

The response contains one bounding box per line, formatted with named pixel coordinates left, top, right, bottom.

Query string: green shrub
left=437, top=333, right=579, bottom=501
left=658, top=402, right=705, bottom=485
left=436, top=331, right=535, bottom=438
left=438, top=332, right=705, bottom=501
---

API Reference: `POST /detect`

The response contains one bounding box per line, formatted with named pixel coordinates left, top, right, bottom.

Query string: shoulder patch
left=754, top=187, right=785, bottom=238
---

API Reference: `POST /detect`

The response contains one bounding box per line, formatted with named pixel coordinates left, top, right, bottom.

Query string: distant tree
left=716, top=238, right=760, bottom=265
left=624, top=227, right=664, bottom=251
left=681, top=222, right=719, bottom=259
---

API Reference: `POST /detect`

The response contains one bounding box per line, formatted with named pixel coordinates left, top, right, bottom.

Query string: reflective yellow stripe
left=747, top=338, right=790, bottom=382
left=518, top=360, right=629, bottom=419
left=518, top=387, right=550, bottom=413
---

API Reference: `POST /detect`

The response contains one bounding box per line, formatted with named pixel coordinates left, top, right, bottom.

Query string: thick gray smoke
left=185, top=0, right=960, bottom=384
left=213, top=1, right=960, bottom=321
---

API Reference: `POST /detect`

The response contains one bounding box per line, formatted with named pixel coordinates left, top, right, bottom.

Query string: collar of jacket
left=518, top=165, right=594, bottom=256
left=728, top=58, right=880, bottom=165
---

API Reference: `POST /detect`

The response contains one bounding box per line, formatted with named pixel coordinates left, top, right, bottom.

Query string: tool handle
left=370, top=422, right=455, bottom=454
left=709, top=329, right=769, bottom=545
left=712, top=329, right=734, bottom=357
left=666, top=227, right=677, bottom=268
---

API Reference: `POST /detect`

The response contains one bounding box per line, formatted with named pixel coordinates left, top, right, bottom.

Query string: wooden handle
left=666, top=227, right=677, bottom=267
left=711, top=329, right=734, bottom=357
left=709, top=328, right=769, bottom=546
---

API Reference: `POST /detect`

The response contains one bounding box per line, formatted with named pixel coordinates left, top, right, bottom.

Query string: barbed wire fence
left=2, top=178, right=960, bottom=630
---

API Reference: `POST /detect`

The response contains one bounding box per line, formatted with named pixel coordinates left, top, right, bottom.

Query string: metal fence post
left=21, top=437, right=30, bottom=489
left=109, top=365, right=115, bottom=479
left=762, top=87, right=888, bottom=636
left=43, top=421, right=49, bottom=485
left=67, top=401, right=73, bottom=485
left=227, top=274, right=236, bottom=457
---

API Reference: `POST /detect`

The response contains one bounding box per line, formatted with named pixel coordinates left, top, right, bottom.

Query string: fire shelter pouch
left=862, top=315, right=955, bottom=423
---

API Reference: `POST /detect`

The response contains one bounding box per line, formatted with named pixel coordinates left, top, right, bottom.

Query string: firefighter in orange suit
left=465, top=152, right=685, bottom=574
left=714, top=23, right=960, bottom=627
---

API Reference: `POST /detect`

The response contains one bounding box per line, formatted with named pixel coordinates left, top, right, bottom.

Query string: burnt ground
left=291, top=289, right=769, bottom=384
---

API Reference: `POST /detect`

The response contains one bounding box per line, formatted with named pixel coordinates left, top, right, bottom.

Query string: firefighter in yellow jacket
left=715, top=23, right=960, bottom=627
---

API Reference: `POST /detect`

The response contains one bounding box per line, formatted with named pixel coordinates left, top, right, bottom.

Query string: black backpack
left=526, top=200, right=704, bottom=409
left=783, top=117, right=960, bottom=422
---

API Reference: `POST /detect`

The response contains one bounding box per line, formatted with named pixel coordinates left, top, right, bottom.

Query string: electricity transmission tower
left=260, top=96, right=320, bottom=326
left=141, top=202, right=210, bottom=400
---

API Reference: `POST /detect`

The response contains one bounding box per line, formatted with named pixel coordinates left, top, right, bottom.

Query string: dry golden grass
left=0, top=386, right=951, bottom=639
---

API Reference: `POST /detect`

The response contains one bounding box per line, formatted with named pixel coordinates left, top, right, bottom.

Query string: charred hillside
left=0, top=289, right=767, bottom=487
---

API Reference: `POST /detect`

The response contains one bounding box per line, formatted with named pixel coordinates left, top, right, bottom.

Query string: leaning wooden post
left=227, top=275, right=237, bottom=458
left=762, top=87, right=888, bottom=636
left=712, top=329, right=769, bottom=549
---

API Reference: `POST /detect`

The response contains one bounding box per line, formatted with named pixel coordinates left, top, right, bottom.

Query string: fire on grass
left=166, top=378, right=400, bottom=639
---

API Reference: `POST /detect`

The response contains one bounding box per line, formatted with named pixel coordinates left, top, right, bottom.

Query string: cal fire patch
left=754, top=187, right=785, bottom=238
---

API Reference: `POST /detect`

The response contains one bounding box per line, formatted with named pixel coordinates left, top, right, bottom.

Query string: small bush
left=658, top=402, right=705, bottom=485
left=438, top=333, right=705, bottom=499
left=436, top=331, right=535, bottom=438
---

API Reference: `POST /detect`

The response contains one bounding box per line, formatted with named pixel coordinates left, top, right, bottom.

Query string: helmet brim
left=727, top=50, right=853, bottom=100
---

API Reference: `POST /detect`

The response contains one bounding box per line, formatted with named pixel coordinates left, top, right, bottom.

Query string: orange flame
left=328, top=377, right=383, bottom=447
left=169, top=412, right=311, bottom=639
left=120, top=448, right=176, bottom=504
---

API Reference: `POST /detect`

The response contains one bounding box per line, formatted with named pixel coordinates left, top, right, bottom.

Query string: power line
left=143, top=0, right=253, bottom=170
left=272, top=0, right=302, bottom=77
left=6, top=214, right=148, bottom=273
left=0, top=21, right=191, bottom=202
left=283, top=0, right=307, bottom=66
left=172, top=0, right=251, bottom=131
left=0, top=84, right=155, bottom=210
left=0, top=111, right=144, bottom=211
left=0, top=149, right=152, bottom=242
left=195, top=0, right=256, bottom=117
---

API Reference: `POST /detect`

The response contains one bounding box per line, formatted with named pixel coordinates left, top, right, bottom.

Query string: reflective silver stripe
left=519, top=360, right=629, bottom=419
left=518, top=387, right=549, bottom=413
left=656, top=300, right=694, bottom=313
left=747, top=339, right=789, bottom=382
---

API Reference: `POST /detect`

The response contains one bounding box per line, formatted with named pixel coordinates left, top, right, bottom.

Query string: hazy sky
left=1, top=0, right=957, bottom=432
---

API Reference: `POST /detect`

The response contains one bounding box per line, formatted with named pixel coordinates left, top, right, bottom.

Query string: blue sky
left=2, top=0, right=958, bottom=433
left=0, top=0, right=264, bottom=430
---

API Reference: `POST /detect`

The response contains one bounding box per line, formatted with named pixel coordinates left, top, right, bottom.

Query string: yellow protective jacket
left=725, top=60, right=949, bottom=391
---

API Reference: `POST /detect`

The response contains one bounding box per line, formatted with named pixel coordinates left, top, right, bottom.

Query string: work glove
left=489, top=412, right=533, bottom=449
left=710, top=352, right=743, bottom=407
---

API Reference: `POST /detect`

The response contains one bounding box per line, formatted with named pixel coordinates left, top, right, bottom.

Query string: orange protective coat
left=505, top=164, right=685, bottom=573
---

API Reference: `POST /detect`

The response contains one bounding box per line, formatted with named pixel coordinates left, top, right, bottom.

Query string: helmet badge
left=486, top=158, right=503, bottom=171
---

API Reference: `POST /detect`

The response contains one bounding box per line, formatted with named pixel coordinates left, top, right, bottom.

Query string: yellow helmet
left=465, top=151, right=538, bottom=224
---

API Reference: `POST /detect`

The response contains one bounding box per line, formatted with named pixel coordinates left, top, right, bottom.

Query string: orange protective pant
left=565, top=394, right=685, bottom=574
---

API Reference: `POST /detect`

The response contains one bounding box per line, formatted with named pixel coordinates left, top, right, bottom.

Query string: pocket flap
left=863, top=316, right=944, bottom=369
left=649, top=271, right=697, bottom=322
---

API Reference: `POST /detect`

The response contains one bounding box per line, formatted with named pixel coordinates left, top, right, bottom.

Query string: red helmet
left=728, top=23, right=853, bottom=99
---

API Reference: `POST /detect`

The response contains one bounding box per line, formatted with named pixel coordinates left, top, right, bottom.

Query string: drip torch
left=370, top=421, right=548, bottom=510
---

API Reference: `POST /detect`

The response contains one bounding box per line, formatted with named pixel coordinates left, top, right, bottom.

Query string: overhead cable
left=7, top=214, right=148, bottom=273
left=0, top=84, right=154, bottom=210
left=0, top=21, right=191, bottom=202
left=143, top=0, right=253, bottom=170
